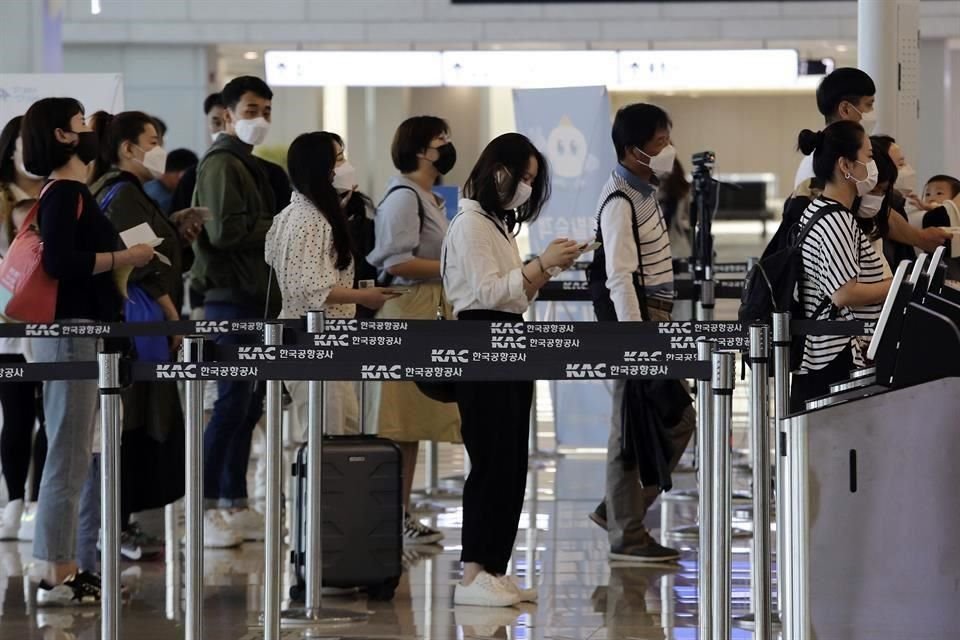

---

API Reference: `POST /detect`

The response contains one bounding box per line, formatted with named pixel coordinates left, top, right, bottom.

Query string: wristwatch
left=536, top=256, right=563, bottom=278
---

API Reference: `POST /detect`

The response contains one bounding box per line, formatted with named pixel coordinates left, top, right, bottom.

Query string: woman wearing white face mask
left=792, top=122, right=892, bottom=410
left=443, top=133, right=579, bottom=607
left=853, top=139, right=904, bottom=280
left=84, top=111, right=191, bottom=562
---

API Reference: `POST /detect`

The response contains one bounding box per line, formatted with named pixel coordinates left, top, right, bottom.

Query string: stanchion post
left=98, top=347, right=122, bottom=640
left=772, top=311, right=793, bottom=640
left=696, top=339, right=716, bottom=640
left=305, top=310, right=326, bottom=613
left=697, top=278, right=716, bottom=322
left=263, top=322, right=284, bottom=640
left=711, top=351, right=735, bottom=640
left=749, top=325, right=772, bottom=638
left=182, top=336, right=205, bottom=640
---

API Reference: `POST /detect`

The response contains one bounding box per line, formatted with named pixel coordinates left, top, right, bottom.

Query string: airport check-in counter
left=783, top=247, right=960, bottom=639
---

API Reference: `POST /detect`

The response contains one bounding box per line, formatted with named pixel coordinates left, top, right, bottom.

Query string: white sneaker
left=0, top=500, right=23, bottom=540
left=202, top=511, right=243, bottom=549
left=499, top=575, right=538, bottom=602
left=454, top=571, right=523, bottom=607
left=219, top=508, right=265, bottom=541
left=403, top=513, right=444, bottom=546
left=17, top=502, right=37, bottom=541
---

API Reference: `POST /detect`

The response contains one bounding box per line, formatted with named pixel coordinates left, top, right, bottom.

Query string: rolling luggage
left=289, top=435, right=402, bottom=602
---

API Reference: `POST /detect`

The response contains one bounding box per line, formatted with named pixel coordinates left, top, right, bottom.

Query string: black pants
left=0, top=353, right=46, bottom=501
left=789, top=347, right=854, bottom=413
left=456, top=310, right=533, bottom=575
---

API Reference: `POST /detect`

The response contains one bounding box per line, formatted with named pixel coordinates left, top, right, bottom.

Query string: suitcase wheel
left=366, top=577, right=399, bottom=602
left=289, top=584, right=305, bottom=603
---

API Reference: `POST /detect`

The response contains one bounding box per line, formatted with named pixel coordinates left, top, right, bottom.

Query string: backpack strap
left=379, top=184, right=425, bottom=232
left=795, top=202, right=847, bottom=320
left=597, top=190, right=659, bottom=321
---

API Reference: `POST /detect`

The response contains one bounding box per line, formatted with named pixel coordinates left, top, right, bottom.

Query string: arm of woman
left=887, top=209, right=950, bottom=252
left=386, top=257, right=440, bottom=280
left=832, top=279, right=891, bottom=308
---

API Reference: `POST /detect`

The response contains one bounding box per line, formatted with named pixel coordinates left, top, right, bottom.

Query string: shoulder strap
left=794, top=201, right=845, bottom=248
left=380, top=185, right=425, bottom=231
left=94, top=181, right=127, bottom=212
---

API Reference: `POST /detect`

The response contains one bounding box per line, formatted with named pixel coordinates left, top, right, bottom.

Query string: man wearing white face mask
left=586, top=103, right=695, bottom=564
left=192, top=75, right=280, bottom=545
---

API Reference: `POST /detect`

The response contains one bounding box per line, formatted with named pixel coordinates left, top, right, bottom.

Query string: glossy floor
left=0, top=444, right=771, bottom=640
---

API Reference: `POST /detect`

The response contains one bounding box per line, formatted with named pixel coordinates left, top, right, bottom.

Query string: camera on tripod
left=692, top=150, right=716, bottom=172
left=689, top=151, right=717, bottom=284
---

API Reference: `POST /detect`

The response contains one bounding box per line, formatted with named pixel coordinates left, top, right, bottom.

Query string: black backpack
left=588, top=191, right=646, bottom=322
left=349, top=185, right=425, bottom=289
left=739, top=202, right=840, bottom=369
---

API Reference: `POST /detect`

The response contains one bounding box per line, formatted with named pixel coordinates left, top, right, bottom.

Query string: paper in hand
left=120, top=223, right=163, bottom=249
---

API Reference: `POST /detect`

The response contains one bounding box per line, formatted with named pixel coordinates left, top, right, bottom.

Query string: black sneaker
left=588, top=501, right=608, bottom=531
left=609, top=537, right=681, bottom=564
left=36, top=572, right=101, bottom=607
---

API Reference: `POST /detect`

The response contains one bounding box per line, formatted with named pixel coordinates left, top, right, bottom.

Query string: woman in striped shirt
left=792, top=121, right=893, bottom=410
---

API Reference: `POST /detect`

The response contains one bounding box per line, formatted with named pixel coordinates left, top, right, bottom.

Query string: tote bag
left=0, top=181, right=82, bottom=323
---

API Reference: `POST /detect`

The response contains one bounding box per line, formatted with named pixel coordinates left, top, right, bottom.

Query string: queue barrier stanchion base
left=275, top=607, right=368, bottom=631
left=733, top=613, right=783, bottom=631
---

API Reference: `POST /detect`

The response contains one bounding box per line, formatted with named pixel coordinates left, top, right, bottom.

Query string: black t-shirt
left=38, top=179, right=121, bottom=321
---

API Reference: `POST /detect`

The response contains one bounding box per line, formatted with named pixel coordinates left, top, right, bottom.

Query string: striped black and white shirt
left=597, top=165, right=674, bottom=322
left=798, top=197, right=884, bottom=372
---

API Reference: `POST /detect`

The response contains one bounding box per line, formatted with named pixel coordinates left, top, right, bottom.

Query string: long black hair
left=318, top=130, right=375, bottom=222
left=287, top=132, right=352, bottom=271
left=0, top=116, right=22, bottom=185
left=89, top=110, right=157, bottom=184
left=463, top=132, right=550, bottom=231
left=854, top=137, right=899, bottom=241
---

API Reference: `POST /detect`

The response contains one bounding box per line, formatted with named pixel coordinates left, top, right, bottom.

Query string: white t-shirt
left=794, top=154, right=815, bottom=190
left=798, top=197, right=885, bottom=372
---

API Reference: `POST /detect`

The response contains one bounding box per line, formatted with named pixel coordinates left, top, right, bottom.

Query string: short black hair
left=166, top=148, right=199, bottom=173
left=926, top=174, right=960, bottom=198
left=463, top=132, right=551, bottom=228
left=21, top=97, right=86, bottom=176
left=204, top=92, right=224, bottom=115
left=816, top=67, right=876, bottom=119
left=797, top=121, right=866, bottom=185
left=390, top=116, right=449, bottom=174
left=611, top=103, right=672, bottom=161
left=152, top=116, right=167, bottom=139
left=221, top=76, right=273, bottom=111
left=0, top=116, right=24, bottom=184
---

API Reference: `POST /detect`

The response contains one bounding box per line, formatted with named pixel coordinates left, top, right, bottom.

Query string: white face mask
left=846, top=159, right=879, bottom=197
left=636, top=144, right=677, bottom=177
left=895, top=164, right=917, bottom=194
left=857, top=193, right=885, bottom=219
left=211, top=131, right=226, bottom=143
left=333, top=162, right=357, bottom=192
left=504, top=181, right=533, bottom=210
left=136, top=145, right=167, bottom=180
left=13, top=138, right=43, bottom=180
left=233, top=116, right=270, bottom=146
left=852, top=105, right=878, bottom=129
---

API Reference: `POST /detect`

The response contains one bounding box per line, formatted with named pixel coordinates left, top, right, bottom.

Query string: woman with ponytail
left=792, top=121, right=892, bottom=410
left=265, top=132, right=393, bottom=436
left=84, top=110, right=197, bottom=560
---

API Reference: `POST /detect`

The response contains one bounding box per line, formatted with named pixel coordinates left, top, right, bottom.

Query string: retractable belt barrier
left=537, top=278, right=746, bottom=302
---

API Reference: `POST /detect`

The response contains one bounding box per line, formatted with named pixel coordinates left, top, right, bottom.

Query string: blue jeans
left=31, top=333, right=98, bottom=564
left=203, top=302, right=264, bottom=508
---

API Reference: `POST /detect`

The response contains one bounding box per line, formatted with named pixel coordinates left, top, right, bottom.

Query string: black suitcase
left=290, top=435, right=402, bottom=602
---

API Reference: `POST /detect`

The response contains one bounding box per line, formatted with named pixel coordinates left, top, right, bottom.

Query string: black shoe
left=36, top=571, right=101, bottom=607
left=609, top=538, right=681, bottom=564
left=588, top=502, right=608, bottom=531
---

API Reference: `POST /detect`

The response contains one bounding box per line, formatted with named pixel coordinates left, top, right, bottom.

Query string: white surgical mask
left=13, top=138, right=43, bottom=180
left=846, top=159, right=879, bottom=197
left=136, top=145, right=167, bottom=180
left=333, top=162, right=357, bottom=192
left=895, top=164, right=917, bottom=194
left=852, top=105, right=878, bottom=129
left=504, top=181, right=533, bottom=210
left=211, top=131, right=226, bottom=143
left=233, top=116, right=270, bottom=146
left=636, top=144, right=677, bottom=177
left=857, top=193, right=885, bottom=219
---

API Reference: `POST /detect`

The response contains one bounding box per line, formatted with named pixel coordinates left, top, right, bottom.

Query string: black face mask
left=68, top=130, right=99, bottom=165
left=430, top=142, right=457, bottom=176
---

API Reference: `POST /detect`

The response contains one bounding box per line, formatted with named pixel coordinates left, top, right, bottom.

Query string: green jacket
left=90, top=169, right=183, bottom=309
left=191, top=134, right=279, bottom=309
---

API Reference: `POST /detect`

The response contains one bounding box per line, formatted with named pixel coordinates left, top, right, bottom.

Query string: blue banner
left=514, top=87, right=617, bottom=448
